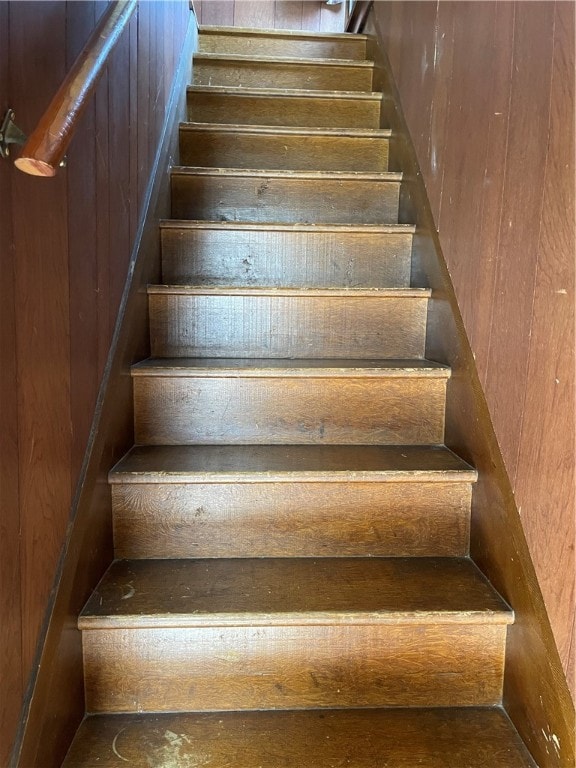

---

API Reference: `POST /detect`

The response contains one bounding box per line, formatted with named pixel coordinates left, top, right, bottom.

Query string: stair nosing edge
left=79, top=609, right=514, bottom=631
left=170, top=166, right=403, bottom=181
left=187, top=85, right=384, bottom=100
left=159, top=221, right=416, bottom=233
left=179, top=122, right=393, bottom=138
left=193, top=52, right=375, bottom=68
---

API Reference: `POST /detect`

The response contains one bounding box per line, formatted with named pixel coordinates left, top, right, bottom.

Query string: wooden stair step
left=160, top=221, right=415, bottom=288
left=131, top=358, right=450, bottom=446
left=62, top=708, right=537, bottom=767
left=79, top=558, right=512, bottom=712
left=198, top=26, right=370, bottom=60
left=179, top=123, right=391, bottom=172
left=110, top=443, right=477, bottom=482
left=193, top=52, right=375, bottom=92
left=171, top=167, right=401, bottom=224
left=148, top=286, right=430, bottom=359
left=110, top=444, right=475, bottom=559
left=187, top=86, right=383, bottom=128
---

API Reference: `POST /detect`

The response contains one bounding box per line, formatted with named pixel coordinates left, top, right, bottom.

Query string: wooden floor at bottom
left=63, top=707, right=536, bottom=767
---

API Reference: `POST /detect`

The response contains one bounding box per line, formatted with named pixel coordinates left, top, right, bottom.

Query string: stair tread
left=160, top=220, right=416, bottom=233
left=148, top=285, right=430, bottom=297
left=172, top=165, right=402, bottom=181
left=181, top=121, right=393, bottom=138
left=194, top=52, right=375, bottom=68
left=63, top=708, right=537, bottom=767
left=200, top=26, right=370, bottom=41
left=109, top=444, right=477, bottom=483
left=131, top=358, right=451, bottom=378
left=188, top=84, right=384, bottom=100
left=79, top=557, right=513, bottom=629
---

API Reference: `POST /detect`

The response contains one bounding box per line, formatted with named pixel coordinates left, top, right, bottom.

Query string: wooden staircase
left=62, top=26, right=538, bottom=766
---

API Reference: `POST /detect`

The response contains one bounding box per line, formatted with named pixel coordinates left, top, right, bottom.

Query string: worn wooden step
left=187, top=86, right=383, bottom=128
left=171, top=168, right=401, bottom=224
left=110, top=444, right=476, bottom=559
left=79, top=557, right=513, bottom=712
left=131, top=359, right=450, bottom=446
left=148, top=286, right=429, bottom=359
left=193, top=53, right=375, bottom=92
left=179, top=123, right=391, bottom=172
left=63, top=708, right=537, bottom=767
left=199, top=26, right=370, bottom=61
left=160, top=221, right=415, bottom=288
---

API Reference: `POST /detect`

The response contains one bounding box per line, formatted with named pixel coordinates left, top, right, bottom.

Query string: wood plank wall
left=373, top=0, right=575, bottom=697
left=0, top=3, right=191, bottom=763
left=194, top=0, right=347, bottom=33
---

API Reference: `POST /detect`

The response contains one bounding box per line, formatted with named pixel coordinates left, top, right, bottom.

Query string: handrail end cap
left=14, top=157, right=57, bottom=177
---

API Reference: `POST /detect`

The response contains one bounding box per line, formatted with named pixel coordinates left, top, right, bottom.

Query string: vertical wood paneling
left=0, top=4, right=23, bottom=764
left=107, top=34, right=132, bottom=332
left=319, top=0, right=346, bottom=33
left=2, top=3, right=193, bottom=761
left=454, top=1, right=515, bottom=379
left=136, top=0, right=151, bottom=208
left=233, top=0, right=276, bottom=29
left=483, top=2, right=555, bottom=482
left=514, top=0, right=575, bottom=692
left=374, top=0, right=575, bottom=692
left=195, top=1, right=338, bottom=32
left=66, top=1, right=99, bottom=486
left=274, top=1, right=303, bottom=30
left=10, top=0, right=72, bottom=675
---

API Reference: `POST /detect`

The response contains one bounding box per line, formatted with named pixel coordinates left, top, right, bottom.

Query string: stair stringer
left=366, top=15, right=575, bottom=768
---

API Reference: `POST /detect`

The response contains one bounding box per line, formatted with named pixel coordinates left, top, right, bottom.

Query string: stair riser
left=133, top=376, right=447, bottom=445
left=193, top=60, right=374, bottom=92
left=83, top=623, right=507, bottom=712
left=112, top=481, right=471, bottom=558
left=149, top=295, right=427, bottom=359
left=161, top=227, right=412, bottom=288
left=171, top=174, right=400, bottom=224
left=187, top=92, right=382, bottom=128
left=198, top=34, right=368, bottom=60
left=179, top=130, right=390, bottom=172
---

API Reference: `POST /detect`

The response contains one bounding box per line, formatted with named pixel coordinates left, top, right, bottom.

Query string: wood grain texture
left=62, top=708, right=537, bottom=768
left=198, top=27, right=367, bottom=59
left=369, top=5, right=576, bottom=765
left=84, top=622, right=507, bottom=711
left=513, top=0, right=575, bottom=695
left=373, top=0, right=575, bottom=700
left=110, top=444, right=476, bottom=558
left=193, top=54, right=374, bottom=91
left=148, top=289, right=428, bottom=358
left=80, top=557, right=512, bottom=625
left=132, top=361, right=448, bottom=445
left=112, top=480, right=472, bottom=558
left=178, top=124, right=390, bottom=171
left=171, top=167, right=400, bottom=224
left=187, top=86, right=383, bottom=127
left=160, top=222, right=413, bottom=287
left=81, top=558, right=510, bottom=710
left=14, top=0, right=137, bottom=177
left=10, top=0, right=72, bottom=678
left=9, top=5, right=196, bottom=766
left=0, top=5, right=22, bottom=763
left=109, top=443, right=477, bottom=481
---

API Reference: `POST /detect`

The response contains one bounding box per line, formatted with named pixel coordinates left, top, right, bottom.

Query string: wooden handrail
left=14, top=0, right=137, bottom=177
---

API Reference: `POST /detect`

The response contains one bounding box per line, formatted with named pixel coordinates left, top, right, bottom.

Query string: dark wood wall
left=0, top=2, right=191, bottom=763
left=373, top=0, right=575, bottom=696
left=194, top=0, right=347, bottom=32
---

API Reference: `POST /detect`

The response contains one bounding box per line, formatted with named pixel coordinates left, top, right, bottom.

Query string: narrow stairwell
left=63, top=27, right=538, bottom=766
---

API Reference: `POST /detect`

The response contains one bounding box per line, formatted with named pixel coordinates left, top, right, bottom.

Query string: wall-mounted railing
left=10, top=0, right=136, bottom=177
